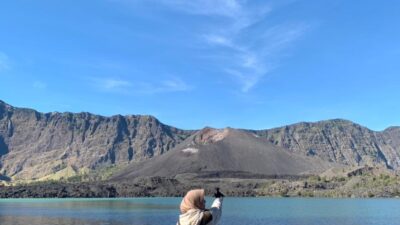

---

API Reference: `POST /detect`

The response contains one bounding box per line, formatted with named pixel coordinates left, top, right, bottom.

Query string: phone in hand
left=214, top=187, right=225, bottom=198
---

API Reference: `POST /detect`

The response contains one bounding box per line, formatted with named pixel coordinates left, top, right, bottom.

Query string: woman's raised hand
left=214, top=188, right=225, bottom=198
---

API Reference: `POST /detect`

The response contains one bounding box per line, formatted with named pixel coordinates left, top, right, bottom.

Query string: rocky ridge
left=251, top=119, right=400, bottom=169
left=1, top=100, right=400, bottom=183
left=0, top=100, right=193, bottom=181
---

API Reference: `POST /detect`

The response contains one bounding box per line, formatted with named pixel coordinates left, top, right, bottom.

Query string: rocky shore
left=1, top=171, right=400, bottom=198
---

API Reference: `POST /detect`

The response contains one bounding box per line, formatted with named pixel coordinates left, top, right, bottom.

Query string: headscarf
left=180, top=189, right=206, bottom=214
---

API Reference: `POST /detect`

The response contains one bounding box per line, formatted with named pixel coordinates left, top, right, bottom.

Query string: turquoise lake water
left=0, top=198, right=400, bottom=225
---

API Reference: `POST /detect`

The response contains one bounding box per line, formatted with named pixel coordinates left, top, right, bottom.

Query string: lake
left=0, top=198, right=400, bottom=225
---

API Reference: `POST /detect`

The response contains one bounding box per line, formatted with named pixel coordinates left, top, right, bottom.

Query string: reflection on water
left=0, top=216, right=126, bottom=225
left=0, top=198, right=180, bottom=225
left=1, top=198, right=400, bottom=225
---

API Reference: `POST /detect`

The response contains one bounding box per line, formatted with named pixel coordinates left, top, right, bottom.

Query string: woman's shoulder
left=200, top=211, right=213, bottom=225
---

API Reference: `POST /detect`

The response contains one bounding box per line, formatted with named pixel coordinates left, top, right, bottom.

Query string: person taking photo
left=177, top=188, right=224, bottom=225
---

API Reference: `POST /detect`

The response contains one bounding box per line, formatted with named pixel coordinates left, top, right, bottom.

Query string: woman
left=177, top=188, right=224, bottom=225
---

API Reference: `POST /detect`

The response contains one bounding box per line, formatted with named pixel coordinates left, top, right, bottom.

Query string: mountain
left=251, top=119, right=400, bottom=169
left=0, top=100, right=193, bottom=181
left=111, top=127, right=333, bottom=180
left=1, top=100, right=400, bottom=183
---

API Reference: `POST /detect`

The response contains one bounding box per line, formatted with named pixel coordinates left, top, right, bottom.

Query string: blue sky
left=1, top=0, right=400, bottom=131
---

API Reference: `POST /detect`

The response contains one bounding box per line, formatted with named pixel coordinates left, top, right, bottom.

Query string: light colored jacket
left=177, top=198, right=223, bottom=225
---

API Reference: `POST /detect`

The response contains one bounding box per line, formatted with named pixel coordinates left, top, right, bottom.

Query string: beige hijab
left=180, top=189, right=206, bottom=214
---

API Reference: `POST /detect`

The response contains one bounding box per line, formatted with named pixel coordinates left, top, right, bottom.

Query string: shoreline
left=1, top=174, right=400, bottom=199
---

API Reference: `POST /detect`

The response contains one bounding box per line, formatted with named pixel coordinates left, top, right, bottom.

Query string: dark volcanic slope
left=0, top=100, right=193, bottom=180
left=251, top=119, right=400, bottom=170
left=112, top=128, right=332, bottom=179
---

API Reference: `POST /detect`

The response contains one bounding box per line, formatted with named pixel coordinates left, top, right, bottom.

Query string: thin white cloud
left=222, top=23, right=309, bottom=92
left=159, top=0, right=242, bottom=17
left=136, top=77, right=192, bottom=94
left=33, top=81, right=47, bottom=89
left=162, top=77, right=191, bottom=92
left=191, top=2, right=308, bottom=92
left=111, top=0, right=242, bottom=17
left=92, top=77, right=191, bottom=95
left=111, top=0, right=309, bottom=92
left=102, top=79, right=132, bottom=90
left=258, top=23, right=310, bottom=53
left=92, top=78, right=132, bottom=94
left=0, top=52, right=10, bottom=71
left=225, top=68, right=266, bottom=93
left=203, top=34, right=234, bottom=48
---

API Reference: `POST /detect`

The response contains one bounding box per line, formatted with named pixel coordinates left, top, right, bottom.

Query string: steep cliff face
left=251, top=120, right=400, bottom=169
left=0, top=100, right=193, bottom=180
left=379, top=127, right=400, bottom=168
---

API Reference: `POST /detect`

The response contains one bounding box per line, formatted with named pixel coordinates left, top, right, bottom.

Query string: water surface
left=0, top=198, right=400, bottom=225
